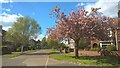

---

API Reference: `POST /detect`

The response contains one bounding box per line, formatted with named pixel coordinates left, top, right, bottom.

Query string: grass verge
left=49, top=53, right=120, bottom=66
left=1, top=53, right=24, bottom=58
left=50, top=49, right=60, bottom=54
left=1, top=49, right=38, bottom=58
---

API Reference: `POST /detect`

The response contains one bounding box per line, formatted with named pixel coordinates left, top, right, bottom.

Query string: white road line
left=45, top=56, right=49, bottom=68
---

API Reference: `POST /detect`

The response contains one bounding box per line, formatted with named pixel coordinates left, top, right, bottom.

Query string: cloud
left=0, top=0, right=13, bottom=3
left=35, top=34, right=45, bottom=41
left=2, top=8, right=11, bottom=12
left=0, top=12, right=23, bottom=31
left=2, top=26, right=11, bottom=31
left=84, top=0, right=119, bottom=18
left=76, top=3, right=85, bottom=7
left=0, top=12, right=23, bottom=24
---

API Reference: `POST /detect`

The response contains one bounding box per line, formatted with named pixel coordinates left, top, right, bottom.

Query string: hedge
left=2, top=46, right=12, bottom=55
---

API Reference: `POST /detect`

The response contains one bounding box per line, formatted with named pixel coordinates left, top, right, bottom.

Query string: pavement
left=2, top=49, right=80, bottom=67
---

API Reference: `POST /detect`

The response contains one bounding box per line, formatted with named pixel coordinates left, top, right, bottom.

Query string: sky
left=0, top=0, right=119, bottom=41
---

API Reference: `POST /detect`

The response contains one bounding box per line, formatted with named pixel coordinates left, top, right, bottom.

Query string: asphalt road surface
left=2, top=49, right=80, bottom=67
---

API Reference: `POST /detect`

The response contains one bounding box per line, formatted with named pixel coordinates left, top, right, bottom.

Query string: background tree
left=78, top=39, right=87, bottom=49
left=29, top=39, right=36, bottom=50
left=47, top=39, right=60, bottom=49
left=5, top=16, right=41, bottom=52
left=47, top=5, right=114, bottom=57
left=41, top=37, right=48, bottom=48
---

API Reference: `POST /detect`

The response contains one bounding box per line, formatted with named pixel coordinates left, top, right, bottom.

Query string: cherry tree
left=47, top=5, right=114, bottom=57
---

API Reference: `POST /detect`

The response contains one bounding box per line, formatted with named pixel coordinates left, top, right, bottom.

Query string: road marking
left=45, top=56, right=49, bottom=68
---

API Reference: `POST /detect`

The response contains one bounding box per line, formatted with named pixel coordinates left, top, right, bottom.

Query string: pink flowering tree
left=47, top=5, right=114, bottom=57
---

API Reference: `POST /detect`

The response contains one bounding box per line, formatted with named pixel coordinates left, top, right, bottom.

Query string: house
left=67, top=39, right=75, bottom=49
left=99, top=41, right=114, bottom=47
left=64, top=38, right=75, bottom=49
left=90, top=39, right=114, bottom=47
left=90, top=39, right=100, bottom=48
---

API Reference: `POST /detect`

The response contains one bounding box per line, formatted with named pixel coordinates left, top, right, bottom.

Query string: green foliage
left=90, top=48, right=99, bottom=51
left=41, top=37, right=48, bottom=48
left=50, top=49, right=60, bottom=54
left=106, top=45, right=116, bottom=51
left=29, top=39, right=36, bottom=50
left=58, top=43, right=66, bottom=49
left=29, top=45, right=34, bottom=50
left=47, top=39, right=59, bottom=49
left=49, top=54, right=119, bottom=66
left=5, top=16, right=41, bottom=52
left=16, top=47, right=21, bottom=52
left=2, top=53, right=23, bottom=58
left=78, top=40, right=87, bottom=49
left=47, top=39, right=66, bottom=51
left=2, top=46, right=12, bottom=55
left=1, top=45, right=7, bottom=47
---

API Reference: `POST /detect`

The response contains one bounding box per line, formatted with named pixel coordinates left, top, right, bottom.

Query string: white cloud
left=0, top=12, right=23, bottom=24
left=35, top=34, right=45, bottom=41
left=2, top=26, right=11, bottom=31
left=84, top=0, right=119, bottom=18
left=2, top=8, right=11, bottom=12
left=0, top=12, right=23, bottom=31
left=76, top=3, right=85, bottom=7
left=0, top=0, right=13, bottom=3
left=1, top=12, right=22, bottom=22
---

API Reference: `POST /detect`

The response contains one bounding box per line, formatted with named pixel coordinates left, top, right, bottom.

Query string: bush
left=106, top=45, right=116, bottom=51
left=16, top=47, right=21, bottom=52
left=98, top=47, right=112, bottom=56
left=2, top=46, right=12, bottom=55
left=29, top=45, right=34, bottom=50
left=78, top=40, right=87, bottom=49
left=90, top=48, right=99, bottom=51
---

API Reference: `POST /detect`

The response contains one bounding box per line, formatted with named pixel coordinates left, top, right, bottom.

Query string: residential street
left=2, top=50, right=80, bottom=66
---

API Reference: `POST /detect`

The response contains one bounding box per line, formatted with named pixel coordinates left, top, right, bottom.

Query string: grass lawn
left=1, top=49, right=38, bottom=58
left=50, top=49, right=60, bottom=54
left=1, top=52, right=24, bottom=58
left=49, top=51, right=120, bottom=66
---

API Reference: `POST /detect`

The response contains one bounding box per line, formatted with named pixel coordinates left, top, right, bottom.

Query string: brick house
left=90, top=39, right=100, bottom=48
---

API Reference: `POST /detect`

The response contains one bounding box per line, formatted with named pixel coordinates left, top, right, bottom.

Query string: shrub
left=2, top=46, right=12, bottom=55
left=16, top=47, right=21, bottom=52
left=78, top=40, right=87, bottom=49
left=90, top=48, right=99, bottom=51
left=106, top=45, right=116, bottom=51
left=29, top=45, right=34, bottom=50
left=98, top=47, right=112, bottom=56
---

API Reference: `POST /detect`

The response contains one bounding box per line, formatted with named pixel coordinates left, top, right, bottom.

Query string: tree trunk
left=74, top=45, right=79, bottom=58
left=21, top=45, right=24, bottom=53
left=74, top=39, right=79, bottom=58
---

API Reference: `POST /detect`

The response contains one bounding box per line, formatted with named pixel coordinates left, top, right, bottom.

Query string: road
left=2, top=49, right=80, bottom=67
